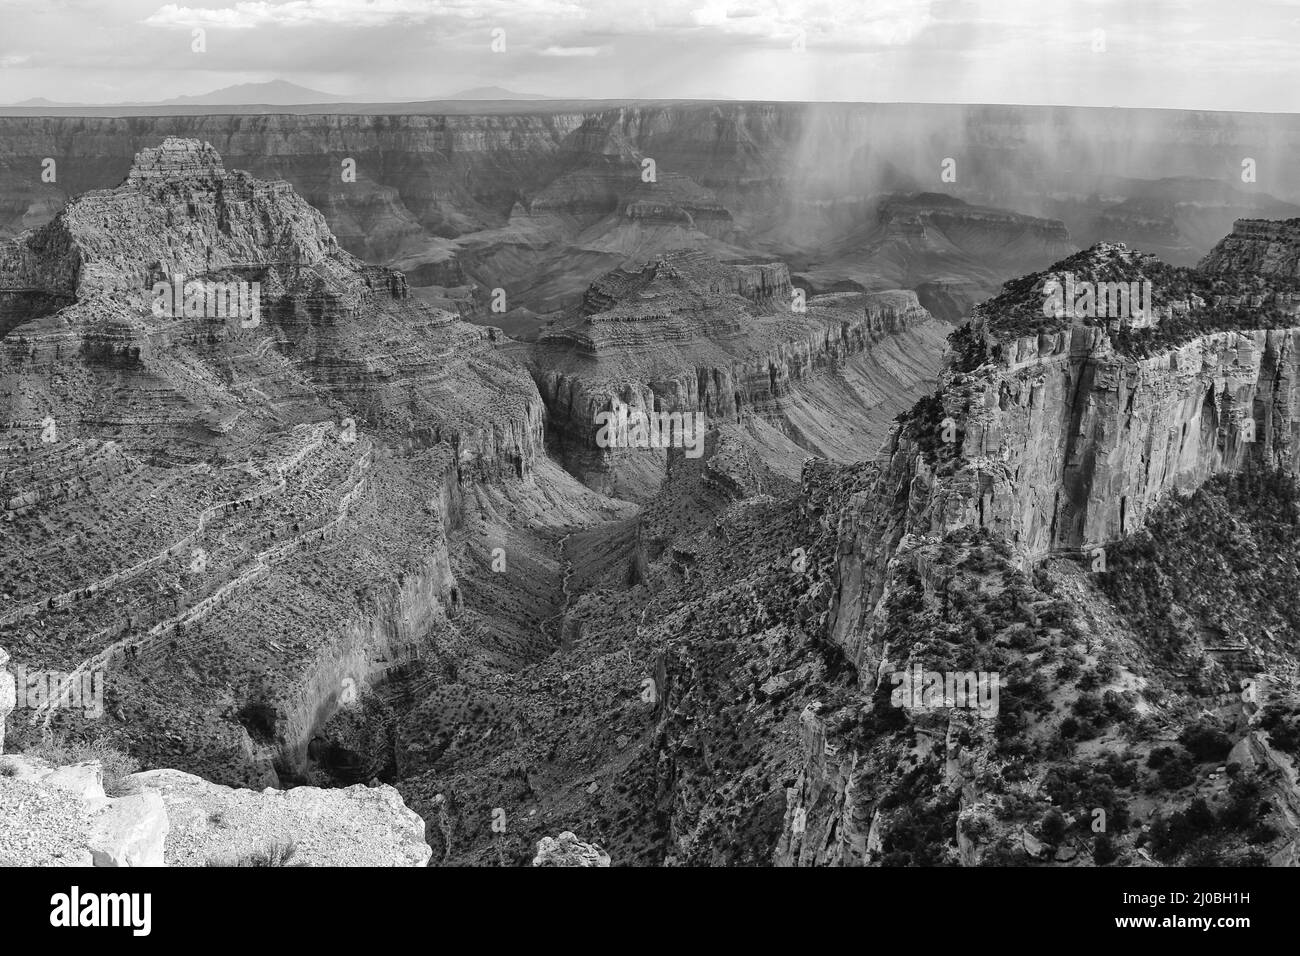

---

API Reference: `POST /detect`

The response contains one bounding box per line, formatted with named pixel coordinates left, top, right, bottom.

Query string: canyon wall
left=824, top=323, right=1300, bottom=684
left=0, top=139, right=548, bottom=788
left=529, top=251, right=947, bottom=496
left=4, top=104, right=1300, bottom=263
left=1199, top=217, right=1300, bottom=277
left=933, top=325, right=1300, bottom=555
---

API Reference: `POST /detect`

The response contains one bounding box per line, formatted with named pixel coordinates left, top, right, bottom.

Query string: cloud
left=541, top=44, right=602, bottom=56
left=1, top=0, right=1294, bottom=110
left=681, top=0, right=934, bottom=47
left=143, top=0, right=589, bottom=31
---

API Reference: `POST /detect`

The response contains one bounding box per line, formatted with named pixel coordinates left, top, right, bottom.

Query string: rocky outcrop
left=531, top=831, right=611, bottom=866
left=1199, top=218, right=1300, bottom=278
left=135, top=768, right=431, bottom=866
left=0, top=756, right=168, bottom=867
left=0, top=754, right=430, bottom=866
left=0, top=141, right=546, bottom=787
left=530, top=250, right=947, bottom=497
left=917, top=325, right=1300, bottom=559
left=914, top=277, right=987, bottom=323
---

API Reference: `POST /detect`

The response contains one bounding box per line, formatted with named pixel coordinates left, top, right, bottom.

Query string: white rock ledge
left=0, top=756, right=431, bottom=867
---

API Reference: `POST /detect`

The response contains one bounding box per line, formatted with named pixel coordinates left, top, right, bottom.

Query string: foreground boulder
left=132, top=769, right=431, bottom=867
left=532, top=831, right=611, bottom=867
left=0, top=756, right=432, bottom=866
left=0, top=756, right=166, bottom=866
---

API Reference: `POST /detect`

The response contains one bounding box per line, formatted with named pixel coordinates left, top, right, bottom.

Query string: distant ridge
left=7, top=81, right=552, bottom=109
left=443, top=86, right=550, bottom=100
left=5, top=80, right=351, bottom=108
left=159, top=80, right=350, bottom=106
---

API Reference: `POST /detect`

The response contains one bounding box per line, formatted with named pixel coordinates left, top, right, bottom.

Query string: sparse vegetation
left=205, top=840, right=302, bottom=867
left=24, top=736, right=140, bottom=796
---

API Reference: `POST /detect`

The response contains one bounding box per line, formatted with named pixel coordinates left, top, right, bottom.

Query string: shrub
left=1093, top=834, right=1119, bottom=865
left=1178, top=720, right=1233, bottom=762
left=1258, top=704, right=1300, bottom=758
left=25, top=737, right=140, bottom=796
left=1039, top=809, right=1067, bottom=845
left=205, top=840, right=302, bottom=867
left=1156, top=753, right=1196, bottom=790
left=1147, top=746, right=1176, bottom=769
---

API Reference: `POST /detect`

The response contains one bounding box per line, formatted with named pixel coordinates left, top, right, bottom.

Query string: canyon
left=4, top=103, right=1300, bottom=340
left=2, top=121, right=1300, bottom=868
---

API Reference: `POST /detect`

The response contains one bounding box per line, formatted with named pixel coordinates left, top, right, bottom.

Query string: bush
left=25, top=737, right=140, bottom=796
left=1218, top=775, right=1267, bottom=831
left=1147, top=746, right=1176, bottom=769
left=1093, top=834, right=1119, bottom=865
left=1039, top=809, right=1067, bottom=845
left=205, top=840, right=302, bottom=867
left=1156, top=752, right=1196, bottom=790
left=1258, top=705, right=1300, bottom=758
left=1178, top=720, right=1233, bottom=762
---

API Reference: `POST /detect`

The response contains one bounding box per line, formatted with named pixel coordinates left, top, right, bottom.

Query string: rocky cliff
left=418, top=221, right=1300, bottom=868
left=1199, top=218, right=1300, bottom=278
left=0, top=752, right=430, bottom=866
left=0, top=139, right=548, bottom=789
left=529, top=249, right=948, bottom=497
left=7, top=104, right=1298, bottom=331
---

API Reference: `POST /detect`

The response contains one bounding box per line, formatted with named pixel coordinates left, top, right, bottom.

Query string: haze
left=0, top=0, right=1297, bottom=112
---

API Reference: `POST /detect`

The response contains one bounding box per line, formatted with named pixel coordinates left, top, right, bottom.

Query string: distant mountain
left=160, top=80, right=351, bottom=106
left=444, top=86, right=550, bottom=100
left=6, top=82, right=549, bottom=108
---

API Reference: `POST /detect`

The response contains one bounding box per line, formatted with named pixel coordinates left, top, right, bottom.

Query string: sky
left=0, top=0, right=1298, bottom=110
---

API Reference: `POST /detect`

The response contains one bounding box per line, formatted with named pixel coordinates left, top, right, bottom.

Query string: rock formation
left=531, top=831, right=611, bottom=867
left=6, top=104, right=1296, bottom=333
left=529, top=249, right=948, bottom=497
left=0, top=647, right=14, bottom=754
left=1199, top=218, right=1300, bottom=278
left=0, top=753, right=429, bottom=866
left=0, top=139, right=546, bottom=787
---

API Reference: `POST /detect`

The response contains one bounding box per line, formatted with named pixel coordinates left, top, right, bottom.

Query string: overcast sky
left=0, top=0, right=1297, bottom=110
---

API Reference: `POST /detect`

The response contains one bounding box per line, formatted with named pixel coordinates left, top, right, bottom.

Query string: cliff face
left=528, top=250, right=947, bottom=497
left=1199, top=218, right=1300, bottom=278
left=760, top=240, right=1300, bottom=868
left=918, top=325, right=1300, bottom=558
left=822, top=325, right=1300, bottom=688
left=0, top=139, right=546, bottom=787
left=7, top=104, right=1299, bottom=331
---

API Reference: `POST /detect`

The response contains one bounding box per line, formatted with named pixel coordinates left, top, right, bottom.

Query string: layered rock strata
left=529, top=249, right=947, bottom=497
left=0, top=139, right=545, bottom=788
